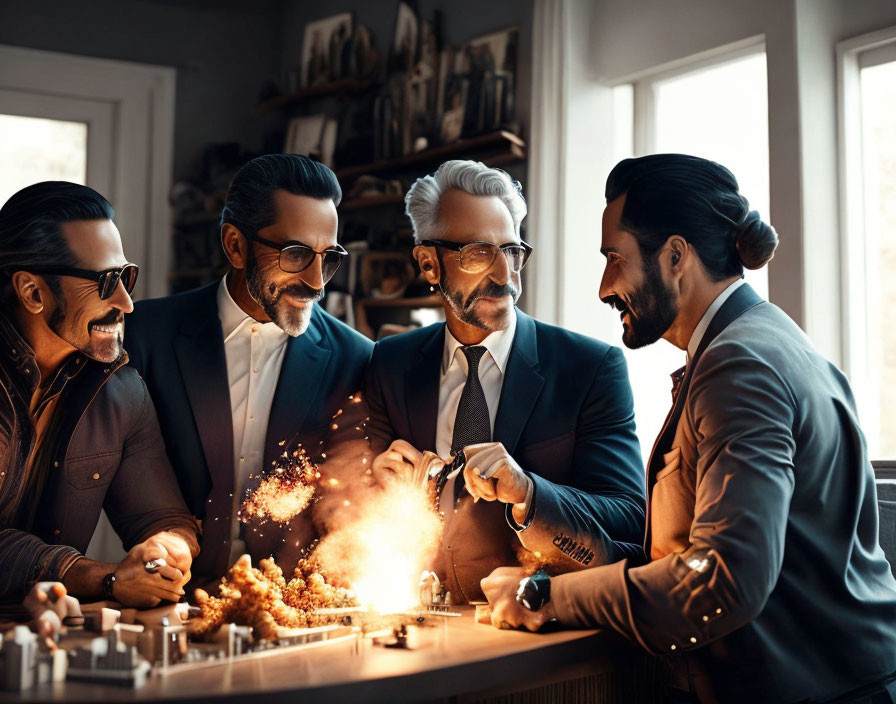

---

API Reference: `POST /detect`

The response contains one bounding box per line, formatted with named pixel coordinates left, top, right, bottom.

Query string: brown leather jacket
left=0, top=310, right=198, bottom=600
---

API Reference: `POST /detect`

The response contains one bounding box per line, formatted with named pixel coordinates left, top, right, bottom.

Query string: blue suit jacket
left=125, top=282, right=372, bottom=584
left=365, top=309, right=646, bottom=601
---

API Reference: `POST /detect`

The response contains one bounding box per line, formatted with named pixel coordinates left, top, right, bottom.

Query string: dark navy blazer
left=365, top=309, right=646, bottom=601
left=125, top=282, right=372, bottom=584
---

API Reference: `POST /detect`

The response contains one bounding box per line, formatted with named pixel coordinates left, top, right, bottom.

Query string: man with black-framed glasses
left=364, top=160, right=646, bottom=603
left=0, top=181, right=200, bottom=612
left=125, top=154, right=372, bottom=588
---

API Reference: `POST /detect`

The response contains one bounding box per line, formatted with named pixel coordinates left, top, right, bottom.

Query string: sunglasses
left=29, top=263, right=139, bottom=300
left=420, top=239, right=533, bottom=274
left=244, top=232, right=347, bottom=282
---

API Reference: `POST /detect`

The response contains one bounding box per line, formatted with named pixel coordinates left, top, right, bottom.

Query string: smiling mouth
left=90, top=323, right=121, bottom=334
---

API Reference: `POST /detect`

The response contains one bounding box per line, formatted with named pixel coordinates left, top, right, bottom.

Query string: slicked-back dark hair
left=605, top=154, right=778, bottom=280
left=220, top=154, right=342, bottom=238
left=0, top=181, right=115, bottom=305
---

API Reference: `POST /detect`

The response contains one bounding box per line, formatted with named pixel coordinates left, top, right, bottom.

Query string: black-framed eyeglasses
left=28, top=263, right=139, bottom=300
left=244, top=232, right=348, bottom=282
left=420, top=239, right=533, bottom=274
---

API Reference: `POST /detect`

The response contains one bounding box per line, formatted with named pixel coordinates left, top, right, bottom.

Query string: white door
left=0, top=46, right=176, bottom=565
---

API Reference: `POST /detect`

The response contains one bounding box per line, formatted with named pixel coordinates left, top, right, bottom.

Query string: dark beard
left=246, top=247, right=323, bottom=336
left=605, top=255, right=677, bottom=349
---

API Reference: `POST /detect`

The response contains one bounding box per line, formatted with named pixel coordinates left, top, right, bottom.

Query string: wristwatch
left=516, top=569, right=551, bottom=611
left=102, top=572, right=117, bottom=602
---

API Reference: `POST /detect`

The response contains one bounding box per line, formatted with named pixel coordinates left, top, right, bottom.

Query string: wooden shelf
left=357, top=293, right=441, bottom=309
left=339, top=193, right=404, bottom=211
left=334, top=130, right=526, bottom=182
left=258, top=78, right=374, bottom=113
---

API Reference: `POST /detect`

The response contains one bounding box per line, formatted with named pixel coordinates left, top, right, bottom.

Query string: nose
left=488, top=248, right=512, bottom=284
left=110, top=279, right=134, bottom=314
left=299, top=254, right=325, bottom=290
left=598, top=267, right=613, bottom=303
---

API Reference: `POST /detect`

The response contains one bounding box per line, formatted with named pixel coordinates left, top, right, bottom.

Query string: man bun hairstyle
left=605, top=153, right=777, bottom=279
left=0, top=181, right=115, bottom=305
left=736, top=209, right=778, bottom=270
left=221, top=153, right=342, bottom=238
left=405, top=159, right=527, bottom=244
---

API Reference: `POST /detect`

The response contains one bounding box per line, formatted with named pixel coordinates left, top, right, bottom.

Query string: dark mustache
left=272, top=282, right=324, bottom=302
left=465, top=282, right=517, bottom=309
left=602, top=295, right=628, bottom=313
left=91, top=310, right=124, bottom=327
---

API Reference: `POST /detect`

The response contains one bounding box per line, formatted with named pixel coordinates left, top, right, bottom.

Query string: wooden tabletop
left=1, top=608, right=653, bottom=703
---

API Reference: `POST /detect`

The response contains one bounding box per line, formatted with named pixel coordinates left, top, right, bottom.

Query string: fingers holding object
left=463, top=464, right=497, bottom=502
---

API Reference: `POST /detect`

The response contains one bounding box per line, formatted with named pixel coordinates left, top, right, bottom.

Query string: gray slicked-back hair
left=405, top=160, right=527, bottom=243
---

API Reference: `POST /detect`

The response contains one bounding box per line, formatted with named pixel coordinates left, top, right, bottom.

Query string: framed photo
left=301, top=12, right=353, bottom=87
left=391, top=1, right=419, bottom=73
left=284, top=114, right=327, bottom=157
left=460, top=27, right=519, bottom=132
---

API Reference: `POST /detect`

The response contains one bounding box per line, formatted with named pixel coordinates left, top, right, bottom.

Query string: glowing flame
left=238, top=448, right=318, bottom=525
left=314, top=481, right=442, bottom=613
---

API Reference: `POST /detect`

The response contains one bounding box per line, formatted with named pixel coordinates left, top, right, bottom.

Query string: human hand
left=481, top=566, right=555, bottom=632
left=462, top=442, right=533, bottom=506
left=113, top=535, right=191, bottom=607
left=24, top=582, right=83, bottom=647
left=371, top=439, right=423, bottom=486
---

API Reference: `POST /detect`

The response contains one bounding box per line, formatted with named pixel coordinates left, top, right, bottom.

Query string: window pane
left=653, top=51, right=770, bottom=299
left=0, top=114, right=87, bottom=204
left=860, top=59, right=896, bottom=459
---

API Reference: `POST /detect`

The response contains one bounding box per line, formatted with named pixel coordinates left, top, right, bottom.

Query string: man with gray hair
left=364, top=160, right=646, bottom=603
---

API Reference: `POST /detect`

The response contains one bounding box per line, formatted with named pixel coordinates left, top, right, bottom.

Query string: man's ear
left=667, top=235, right=688, bottom=272
left=221, top=224, right=248, bottom=270
left=10, top=271, right=47, bottom=314
left=413, top=245, right=440, bottom=285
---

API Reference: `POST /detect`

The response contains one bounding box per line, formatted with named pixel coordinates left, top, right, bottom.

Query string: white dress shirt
left=687, top=278, right=747, bottom=361
left=435, top=311, right=517, bottom=458
left=217, top=277, right=289, bottom=561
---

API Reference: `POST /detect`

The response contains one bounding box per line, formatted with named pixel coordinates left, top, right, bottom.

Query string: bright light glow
left=314, top=482, right=442, bottom=613
left=859, top=59, right=896, bottom=459
left=0, top=114, right=87, bottom=205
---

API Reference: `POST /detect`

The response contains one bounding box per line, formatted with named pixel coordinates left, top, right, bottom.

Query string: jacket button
left=690, top=637, right=697, bottom=643
left=670, top=644, right=677, bottom=650
left=702, top=615, right=709, bottom=622
left=93, top=473, right=100, bottom=480
left=53, top=529, right=61, bottom=535
left=53, top=461, right=59, bottom=468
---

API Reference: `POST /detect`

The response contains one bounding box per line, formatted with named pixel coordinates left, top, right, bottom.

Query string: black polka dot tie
left=451, top=345, right=492, bottom=456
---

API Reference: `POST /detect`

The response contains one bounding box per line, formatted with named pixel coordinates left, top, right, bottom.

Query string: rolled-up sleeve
left=549, top=344, right=796, bottom=653
left=103, top=379, right=199, bottom=553
left=0, top=530, right=82, bottom=597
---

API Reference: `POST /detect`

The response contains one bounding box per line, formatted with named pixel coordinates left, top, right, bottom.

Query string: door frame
left=0, top=44, right=175, bottom=298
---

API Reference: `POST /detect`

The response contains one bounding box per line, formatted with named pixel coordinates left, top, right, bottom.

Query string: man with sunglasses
left=0, top=181, right=200, bottom=611
left=364, top=160, right=646, bottom=603
left=125, top=154, right=372, bottom=588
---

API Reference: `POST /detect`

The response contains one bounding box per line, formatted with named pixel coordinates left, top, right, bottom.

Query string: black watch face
left=519, top=579, right=541, bottom=611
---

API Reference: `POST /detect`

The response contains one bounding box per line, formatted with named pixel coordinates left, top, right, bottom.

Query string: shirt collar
left=217, top=275, right=286, bottom=343
left=687, top=278, right=746, bottom=360
left=441, top=308, right=518, bottom=376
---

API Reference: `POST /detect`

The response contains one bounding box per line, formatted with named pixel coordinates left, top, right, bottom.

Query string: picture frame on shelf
left=459, top=27, right=519, bottom=134
left=284, top=114, right=338, bottom=166
left=301, top=12, right=353, bottom=87
left=391, top=1, right=419, bottom=73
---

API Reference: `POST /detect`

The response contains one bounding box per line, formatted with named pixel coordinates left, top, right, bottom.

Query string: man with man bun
left=482, top=154, right=896, bottom=703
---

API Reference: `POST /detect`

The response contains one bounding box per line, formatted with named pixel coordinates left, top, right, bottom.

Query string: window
left=0, top=114, right=87, bottom=204
left=611, top=44, right=771, bottom=460
left=839, top=28, right=896, bottom=462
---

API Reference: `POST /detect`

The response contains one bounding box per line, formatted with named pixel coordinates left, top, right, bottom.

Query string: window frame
left=836, top=25, right=896, bottom=464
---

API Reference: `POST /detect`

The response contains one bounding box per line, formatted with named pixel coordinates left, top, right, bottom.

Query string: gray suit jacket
left=549, top=284, right=896, bottom=703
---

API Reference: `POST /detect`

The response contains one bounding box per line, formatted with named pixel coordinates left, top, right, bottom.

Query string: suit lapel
left=173, top=286, right=233, bottom=493
left=405, top=325, right=444, bottom=451
left=263, top=308, right=331, bottom=468
left=643, top=284, right=764, bottom=551
left=494, top=311, right=544, bottom=456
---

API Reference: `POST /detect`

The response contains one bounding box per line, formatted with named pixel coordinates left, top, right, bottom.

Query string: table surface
left=1, top=608, right=646, bottom=704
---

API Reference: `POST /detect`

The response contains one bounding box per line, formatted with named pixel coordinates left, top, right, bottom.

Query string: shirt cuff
left=505, top=475, right=537, bottom=532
